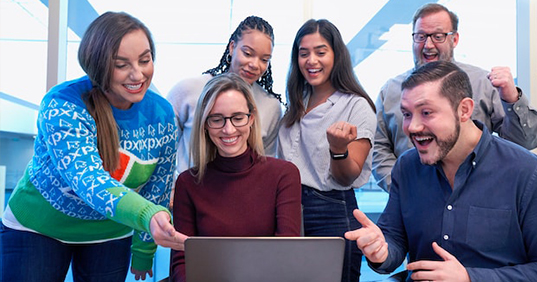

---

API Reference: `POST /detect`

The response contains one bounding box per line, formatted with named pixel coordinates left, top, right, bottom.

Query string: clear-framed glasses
left=206, top=113, right=251, bottom=129
left=412, top=32, right=454, bottom=43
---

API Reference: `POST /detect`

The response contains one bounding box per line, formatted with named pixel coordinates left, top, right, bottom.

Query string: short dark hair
left=413, top=3, right=459, bottom=32
left=402, top=61, right=472, bottom=111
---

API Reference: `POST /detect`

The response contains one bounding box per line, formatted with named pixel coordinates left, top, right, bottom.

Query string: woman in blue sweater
left=0, top=12, right=186, bottom=281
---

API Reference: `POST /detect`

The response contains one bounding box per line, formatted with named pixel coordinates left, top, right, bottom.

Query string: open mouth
left=307, top=68, right=321, bottom=74
left=413, top=135, right=434, bottom=147
left=423, top=52, right=438, bottom=61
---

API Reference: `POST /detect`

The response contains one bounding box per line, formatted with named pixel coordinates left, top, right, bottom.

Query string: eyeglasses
left=206, top=113, right=251, bottom=129
left=412, top=32, right=454, bottom=43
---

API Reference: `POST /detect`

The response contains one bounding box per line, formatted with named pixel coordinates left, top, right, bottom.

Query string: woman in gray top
left=167, top=16, right=283, bottom=175
left=279, top=19, right=376, bottom=282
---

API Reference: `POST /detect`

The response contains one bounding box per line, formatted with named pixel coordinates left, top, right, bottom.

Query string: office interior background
left=0, top=0, right=536, bottom=281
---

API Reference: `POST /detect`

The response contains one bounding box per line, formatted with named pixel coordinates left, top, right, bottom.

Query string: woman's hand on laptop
left=344, top=209, right=388, bottom=264
left=150, top=211, right=189, bottom=250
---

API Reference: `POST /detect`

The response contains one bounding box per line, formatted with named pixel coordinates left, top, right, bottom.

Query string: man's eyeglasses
left=412, top=32, right=454, bottom=43
left=206, top=113, right=251, bottom=129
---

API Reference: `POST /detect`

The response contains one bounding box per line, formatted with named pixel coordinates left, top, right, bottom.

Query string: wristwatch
left=330, top=149, right=348, bottom=160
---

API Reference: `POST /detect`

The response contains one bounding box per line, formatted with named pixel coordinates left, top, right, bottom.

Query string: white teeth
left=308, top=69, right=321, bottom=73
left=415, top=136, right=433, bottom=142
left=222, top=137, right=238, bottom=143
left=125, top=83, right=142, bottom=90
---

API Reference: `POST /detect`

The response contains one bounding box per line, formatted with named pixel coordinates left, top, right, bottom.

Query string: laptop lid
left=185, top=236, right=345, bottom=282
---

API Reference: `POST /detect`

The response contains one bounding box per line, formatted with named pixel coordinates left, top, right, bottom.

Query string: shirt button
left=443, top=235, right=449, bottom=240
left=524, top=124, right=527, bottom=127
left=508, top=108, right=512, bottom=111
left=447, top=205, right=453, bottom=211
left=472, top=161, right=476, bottom=167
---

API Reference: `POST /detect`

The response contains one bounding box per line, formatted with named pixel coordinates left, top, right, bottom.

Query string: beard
left=411, top=118, right=460, bottom=165
left=414, top=45, right=455, bottom=68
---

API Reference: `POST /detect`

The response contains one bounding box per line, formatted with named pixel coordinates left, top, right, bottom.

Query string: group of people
left=1, top=3, right=536, bottom=282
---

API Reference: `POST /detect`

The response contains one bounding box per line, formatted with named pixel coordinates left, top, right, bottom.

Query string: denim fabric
left=301, top=185, right=362, bottom=282
left=0, top=222, right=131, bottom=282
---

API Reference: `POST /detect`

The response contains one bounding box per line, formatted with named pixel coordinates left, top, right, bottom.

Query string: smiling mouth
left=124, top=82, right=143, bottom=91
left=412, top=135, right=434, bottom=147
left=307, top=68, right=321, bottom=74
left=242, top=69, right=257, bottom=78
left=221, top=136, right=238, bottom=144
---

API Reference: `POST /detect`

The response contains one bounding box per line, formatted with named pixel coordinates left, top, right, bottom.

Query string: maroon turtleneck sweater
left=170, top=147, right=302, bottom=281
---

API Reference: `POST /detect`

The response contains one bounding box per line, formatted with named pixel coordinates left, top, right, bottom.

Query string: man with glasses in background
left=373, top=3, right=537, bottom=192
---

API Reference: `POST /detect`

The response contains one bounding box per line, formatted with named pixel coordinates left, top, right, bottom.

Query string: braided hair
left=204, top=15, right=284, bottom=105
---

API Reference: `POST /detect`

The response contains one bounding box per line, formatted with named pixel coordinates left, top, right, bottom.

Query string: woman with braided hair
left=167, top=15, right=283, bottom=176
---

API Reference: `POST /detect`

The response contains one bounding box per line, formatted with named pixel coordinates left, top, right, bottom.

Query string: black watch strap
left=330, top=149, right=348, bottom=160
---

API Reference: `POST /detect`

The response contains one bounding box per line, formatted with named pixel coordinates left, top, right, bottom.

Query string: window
left=0, top=1, right=526, bottom=281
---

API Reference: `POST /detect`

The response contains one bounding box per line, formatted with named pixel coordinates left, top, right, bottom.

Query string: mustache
left=422, top=47, right=438, bottom=53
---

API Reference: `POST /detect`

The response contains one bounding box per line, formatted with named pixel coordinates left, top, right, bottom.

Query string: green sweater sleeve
left=107, top=187, right=171, bottom=271
left=131, top=231, right=158, bottom=271
left=107, top=187, right=169, bottom=232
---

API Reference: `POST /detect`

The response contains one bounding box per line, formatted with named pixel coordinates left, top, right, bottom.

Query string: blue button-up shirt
left=373, top=121, right=537, bottom=281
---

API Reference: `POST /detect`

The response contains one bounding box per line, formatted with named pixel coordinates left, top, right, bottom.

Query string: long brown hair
left=283, top=19, right=375, bottom=127
left=78, top=12, right=155, bottom=172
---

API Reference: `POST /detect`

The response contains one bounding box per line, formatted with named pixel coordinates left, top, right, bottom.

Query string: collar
left=212, top=147, right=256, bottom=173
left=466, top=120, right=491, bottom=167
left=434, top=120, right=490, bottom=173
left=326, top=91, right=344, bottom=105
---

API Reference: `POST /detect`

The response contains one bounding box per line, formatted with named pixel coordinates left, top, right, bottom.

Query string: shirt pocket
left=466, top=206, right=512, bottom=251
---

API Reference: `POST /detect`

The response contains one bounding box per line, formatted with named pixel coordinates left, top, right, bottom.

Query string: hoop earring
left=226, top=54, right=232, bottom=64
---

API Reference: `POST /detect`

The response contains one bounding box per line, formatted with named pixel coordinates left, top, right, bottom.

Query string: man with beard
left=373, top=3, right=537, bottom=192
left=345, top=61, right=537, bottom=282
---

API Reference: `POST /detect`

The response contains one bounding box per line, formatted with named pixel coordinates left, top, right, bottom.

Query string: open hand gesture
left=406, top=242, right=470, bottom=282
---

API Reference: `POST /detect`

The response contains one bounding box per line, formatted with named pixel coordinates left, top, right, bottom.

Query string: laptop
left=185, top=237, right=345, bottom=282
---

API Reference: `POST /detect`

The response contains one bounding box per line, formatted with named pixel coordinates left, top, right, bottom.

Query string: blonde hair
left=190, top=73, right=265, bottom=182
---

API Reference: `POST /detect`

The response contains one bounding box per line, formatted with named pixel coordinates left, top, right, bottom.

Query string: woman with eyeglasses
left=169, top=73, right=301, bottom=282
